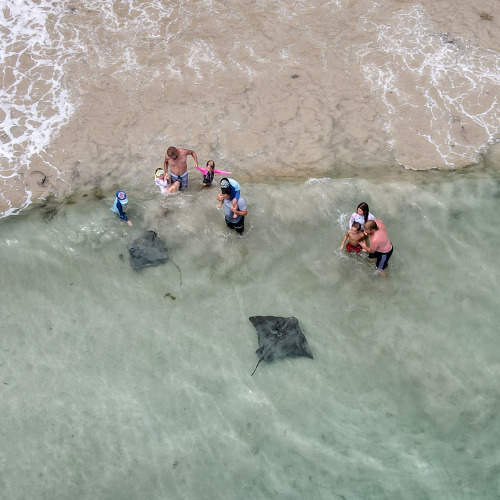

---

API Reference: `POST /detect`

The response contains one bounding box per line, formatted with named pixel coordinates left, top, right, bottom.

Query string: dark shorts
left=225, top=217, right=245, bottom=234
left=346, top=242, right=362, bottom=254
left=374, top=245, right=393, bottom=270
left=170, top=172, right=188, bottom=190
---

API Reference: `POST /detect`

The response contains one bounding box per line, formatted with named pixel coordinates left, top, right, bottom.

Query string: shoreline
left=7, top=156, right=500, bottom=223
left=3, top=0, right=499, bottom=220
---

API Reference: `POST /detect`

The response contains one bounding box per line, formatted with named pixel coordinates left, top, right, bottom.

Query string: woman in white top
left=349, top=202, right=375, bottom=230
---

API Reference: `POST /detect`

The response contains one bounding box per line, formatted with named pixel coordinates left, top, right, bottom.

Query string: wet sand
left=2, top=0, right=499, bottom=216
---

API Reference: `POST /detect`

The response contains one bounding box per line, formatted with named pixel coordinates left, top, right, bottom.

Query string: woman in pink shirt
left=359, top=219, right=393, bottom=277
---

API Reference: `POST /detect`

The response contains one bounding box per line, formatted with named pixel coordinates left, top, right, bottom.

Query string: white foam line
left=356, top=4, right=500, bottom=168
left=186, top=39, right=225, bottom=80
left=0, top=0, right=85, bottom=217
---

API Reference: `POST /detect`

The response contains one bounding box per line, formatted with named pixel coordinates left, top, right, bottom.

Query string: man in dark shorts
left=163, top=146, right=199, bottom=192
left=217, top=184, right=247, bottom=234
left=359, top=219, right=393, bottom=277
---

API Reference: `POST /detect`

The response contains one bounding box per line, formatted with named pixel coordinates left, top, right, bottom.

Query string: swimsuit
left=196, top=166, right=232, bottom=185
left=203, top=170, right=214, bottom=185
left=374, top=245, right=393, bottom=270
left=225, top=218, right=245, bottom=233
left=170, top=172, right=188, bottom=190
left=228, top=178, right=241, bottom=200
left=346, top=242, right=362, bottom=254
left=155, top=177, right=170, bottom=194
left=111, top=199, right=129, bottom=221
left=349, top=211, right=375, bottom=229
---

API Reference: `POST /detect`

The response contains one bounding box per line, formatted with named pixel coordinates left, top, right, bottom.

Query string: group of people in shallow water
left=111, top=146, right=393, bottom=276
left=339, top=202, right=394, bottom=277
left=111, top=146, right=248, bottom=234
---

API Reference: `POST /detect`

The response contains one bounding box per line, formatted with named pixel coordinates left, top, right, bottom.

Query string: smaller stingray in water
left=249, top=316, right=313, bottom=375
left=127, top=231, right=183, bottom=285
left=127, top=231, right=168, bottom=270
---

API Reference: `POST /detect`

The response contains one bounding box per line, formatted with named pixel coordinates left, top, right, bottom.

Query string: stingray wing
left=249, top=316, right=275, bottom=360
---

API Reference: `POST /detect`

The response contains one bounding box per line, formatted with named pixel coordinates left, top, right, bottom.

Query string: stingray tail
left=168, top=258, right=182, bottom=286
left=251, top=358, right=263, bottom=376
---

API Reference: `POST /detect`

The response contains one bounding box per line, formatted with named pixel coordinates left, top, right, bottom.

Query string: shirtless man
left=339, top=222, right=366, bottom=254
left=359, top=219, right=393, bottom=277
left=163, top=146, right=199, bottom=192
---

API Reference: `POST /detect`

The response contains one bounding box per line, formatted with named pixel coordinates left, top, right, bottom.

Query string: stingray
left=127, top=231, right=183, bottom=284
left=249, top=316, right=313, bottom=376
left=127, top=231, right=168, bottom=270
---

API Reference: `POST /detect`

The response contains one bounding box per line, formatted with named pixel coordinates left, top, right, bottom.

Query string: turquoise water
left=1, top=176, right=500, bottom=499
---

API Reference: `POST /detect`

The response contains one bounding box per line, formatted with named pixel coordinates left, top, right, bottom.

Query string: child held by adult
left=216, top=177, right=241, bottom=218
left=340, top=222, right=366, bottom=253
left=196, top=160, right=231, bottom=187
left=154, top=168, right=180, bottom=195
left=217, top=182, right=247, bottom=234
left=111, top=191, right=133, bottom=226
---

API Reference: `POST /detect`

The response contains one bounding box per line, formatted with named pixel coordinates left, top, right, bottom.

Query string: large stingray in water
left=249, top=316, right=313, bottom=375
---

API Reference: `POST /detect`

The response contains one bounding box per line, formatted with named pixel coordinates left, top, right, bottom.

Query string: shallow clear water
left=2, top=176, right=500, bottom=499
left=2, top=0, right=500, bottom=497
